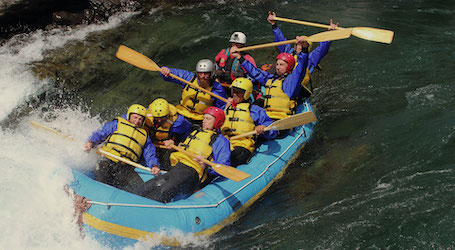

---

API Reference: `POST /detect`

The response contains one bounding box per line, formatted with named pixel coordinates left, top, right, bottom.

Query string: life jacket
left=101, top=117, right=147, bottom=163
left=221, top=102, right=256, bottom=152
left=169, top=129, right=219, bottom=183
left=292, top=54, right=314, bottom=97
left=144, top=104, right=179, bottom=143
left=176, top=76, right=214, bottom=121
left=218, top=47, right=248, bottom=84
left=263, top=76, right=296, bottom=119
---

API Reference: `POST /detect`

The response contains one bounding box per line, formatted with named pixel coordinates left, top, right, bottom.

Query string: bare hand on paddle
left=163, top=139, right=175, bottom=149
left=296, top=36, right=309, bottom=51
left=84, top=141, right=93, bottom=152
left=329, top=19, right=339, bottom=30
left=160, top=66, right=171, bottom=77
left=267, top=11, right=276, bottom=25
left=255, top=125, right=266, bottom=135
left=230, top=45, right=241, bottom=59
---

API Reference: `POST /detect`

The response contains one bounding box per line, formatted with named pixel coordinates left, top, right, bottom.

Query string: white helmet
left=195, top=59, right=215, bottom=74
left=229, top=31, right=247, bottom=44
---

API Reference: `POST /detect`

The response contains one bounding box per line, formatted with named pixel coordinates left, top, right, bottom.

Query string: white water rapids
left=0, top=11, right=210, bottom=249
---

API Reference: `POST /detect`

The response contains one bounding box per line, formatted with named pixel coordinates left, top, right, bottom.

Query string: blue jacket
left=239, top=51, right=309, bottom=99
left=207, top=132, right=231, bottom=177
left=249, top=103, right=277, bottom=139
left=88, top=119, right=160, bottom=169
left=273, top=26, right=331, bottom=73
left=169, top=114, right=193, bottom=140
left=159, top=68, right=227, bottom=110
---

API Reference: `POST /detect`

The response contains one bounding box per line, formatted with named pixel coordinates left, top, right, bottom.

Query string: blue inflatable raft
left=70, top=99, right=316, bottom=247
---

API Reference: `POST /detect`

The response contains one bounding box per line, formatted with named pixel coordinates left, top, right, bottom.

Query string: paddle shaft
left=30, top=121, right=75, bottom=141
left=274, top=16, right=333, bottom=29
left=274, top=16, right=394, bottom=44
left=97, top=149, right=153, bottom=173
left=168, top=73, right=229, bottom=103
left=237, top=28, right=352, bottom=52
left=169, top=144, right=219, bottom=169
left=230, top=111, right=317, bottom=140
left=29, top=121, right=154, bottom=173
left=116, top=45, right=228, bottom=103
left=169, top=144, right=250, bottom=182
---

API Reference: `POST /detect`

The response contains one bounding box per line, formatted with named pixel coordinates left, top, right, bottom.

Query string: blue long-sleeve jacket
left=239, top=51, right=308, bottom=99
left=249, top=104, right=277, bottom=139
left=88, top=119, right=160, bottom=169
left=207, top=133, right=231, bottom=176
left=121, top=113, right=192, bottom=141
left=169, top=114, right=192, bottom=140
left=159, top=68, right=227, bottom=110
left=273, top=26, right=331, bottom=73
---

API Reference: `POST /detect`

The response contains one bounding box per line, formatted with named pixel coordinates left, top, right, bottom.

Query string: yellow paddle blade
left=267, top=111, right=317, bottom=131
left=229, top=111, right=317, bottom=140
left=351, top=27, right=394, bottom=44
left=170, top=144, right=250, bottom=182
left=116, top=45, right=161, bottom=71
left=306, top=28, right=352, bottom=43
left=210, top=164, right=250, bottom=182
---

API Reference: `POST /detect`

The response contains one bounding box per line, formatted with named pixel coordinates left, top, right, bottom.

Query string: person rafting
left=84, top=104, right=161, bottom=192
left=221, top=77, right=277, bottom=167
left=230, top=36, right=310, bottom=120
left=159, top=59, right=228, bottom=126
left=215, top=31, right=256, bottom=91
left=267, top=11, right=339, bottom=97
left=140, top=106, right=231, bottom=203
left=143, top=98, right=192, bottom=170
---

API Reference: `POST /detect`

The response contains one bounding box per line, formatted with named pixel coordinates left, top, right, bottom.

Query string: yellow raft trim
left=83, top=144, right=306, bottom=246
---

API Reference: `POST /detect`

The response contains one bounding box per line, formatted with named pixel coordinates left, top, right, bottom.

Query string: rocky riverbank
left=0, top=0, right=153, bottom=40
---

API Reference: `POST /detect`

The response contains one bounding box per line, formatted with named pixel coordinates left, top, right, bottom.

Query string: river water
left=1, top=0, right=454, bottom=249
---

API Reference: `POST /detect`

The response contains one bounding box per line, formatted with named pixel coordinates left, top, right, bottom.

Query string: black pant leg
left=231, top=146, right=252, bottom=167
left=141, top=163, right=199, bottom=203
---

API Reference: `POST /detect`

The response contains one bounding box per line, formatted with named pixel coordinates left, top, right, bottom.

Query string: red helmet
left=203, top=106, right=225, bottom=129
left=276, top=52, right=295, bottom=73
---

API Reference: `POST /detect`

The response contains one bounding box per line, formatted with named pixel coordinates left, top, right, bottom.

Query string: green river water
left=1, top=0, right=454, bottom=248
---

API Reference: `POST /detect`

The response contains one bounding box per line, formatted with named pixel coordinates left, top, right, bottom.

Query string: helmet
left=148, top=98, right=169, bottom=118
left=276, top=52, right=296, bottom=73
left=203, top=106, right=225, bottom=130
left=195, top=59, right=215, bottom=75
left=231, top=77, right=253, bottom=100
left=229, top=31, right=247, bottom=44
left=127, top=104, right=147, bottom=125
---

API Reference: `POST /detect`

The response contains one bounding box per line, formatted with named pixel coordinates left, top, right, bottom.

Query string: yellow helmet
left=148, top=98, right=170, bottom=118
left=231, top=77, right=253, bottom=100
left=127, top=104, right=147, bottom=122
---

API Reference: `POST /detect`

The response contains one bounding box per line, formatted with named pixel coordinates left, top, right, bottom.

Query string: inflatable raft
left=70, top=99, right=316, bottom=247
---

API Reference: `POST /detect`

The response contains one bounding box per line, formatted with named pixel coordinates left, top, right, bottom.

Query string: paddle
left=273, top=16, right=394, bottom=44
left=169, top=144, right=250, bottom=182
left=237, top=29, right=352, bottom=52
left=30, top=121, right=154, bottom=173
left=230, top=110, right=317, bottom=140
left=30, top=121, right=75, bottom=141
left=116, top=45, right=228, bottom=103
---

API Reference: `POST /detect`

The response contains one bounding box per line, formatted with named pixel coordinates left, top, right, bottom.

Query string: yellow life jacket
left=221, top=102, right=256, bottom=152
left=293, top=55, right=313, bottom=96
left=101, top=117, right=147, bottom=163
left=176, top=76, right=214, bottom=121
left=170, top=129, right=218, bottom=182
left=144, top=104, right=179, bottom=143
left=263, top=77, right=296, bottom=119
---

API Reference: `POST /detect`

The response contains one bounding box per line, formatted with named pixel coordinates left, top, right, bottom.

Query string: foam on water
left=0, top=107, right=105, bottom=249
left=0, top=11, right=137, bottom=121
